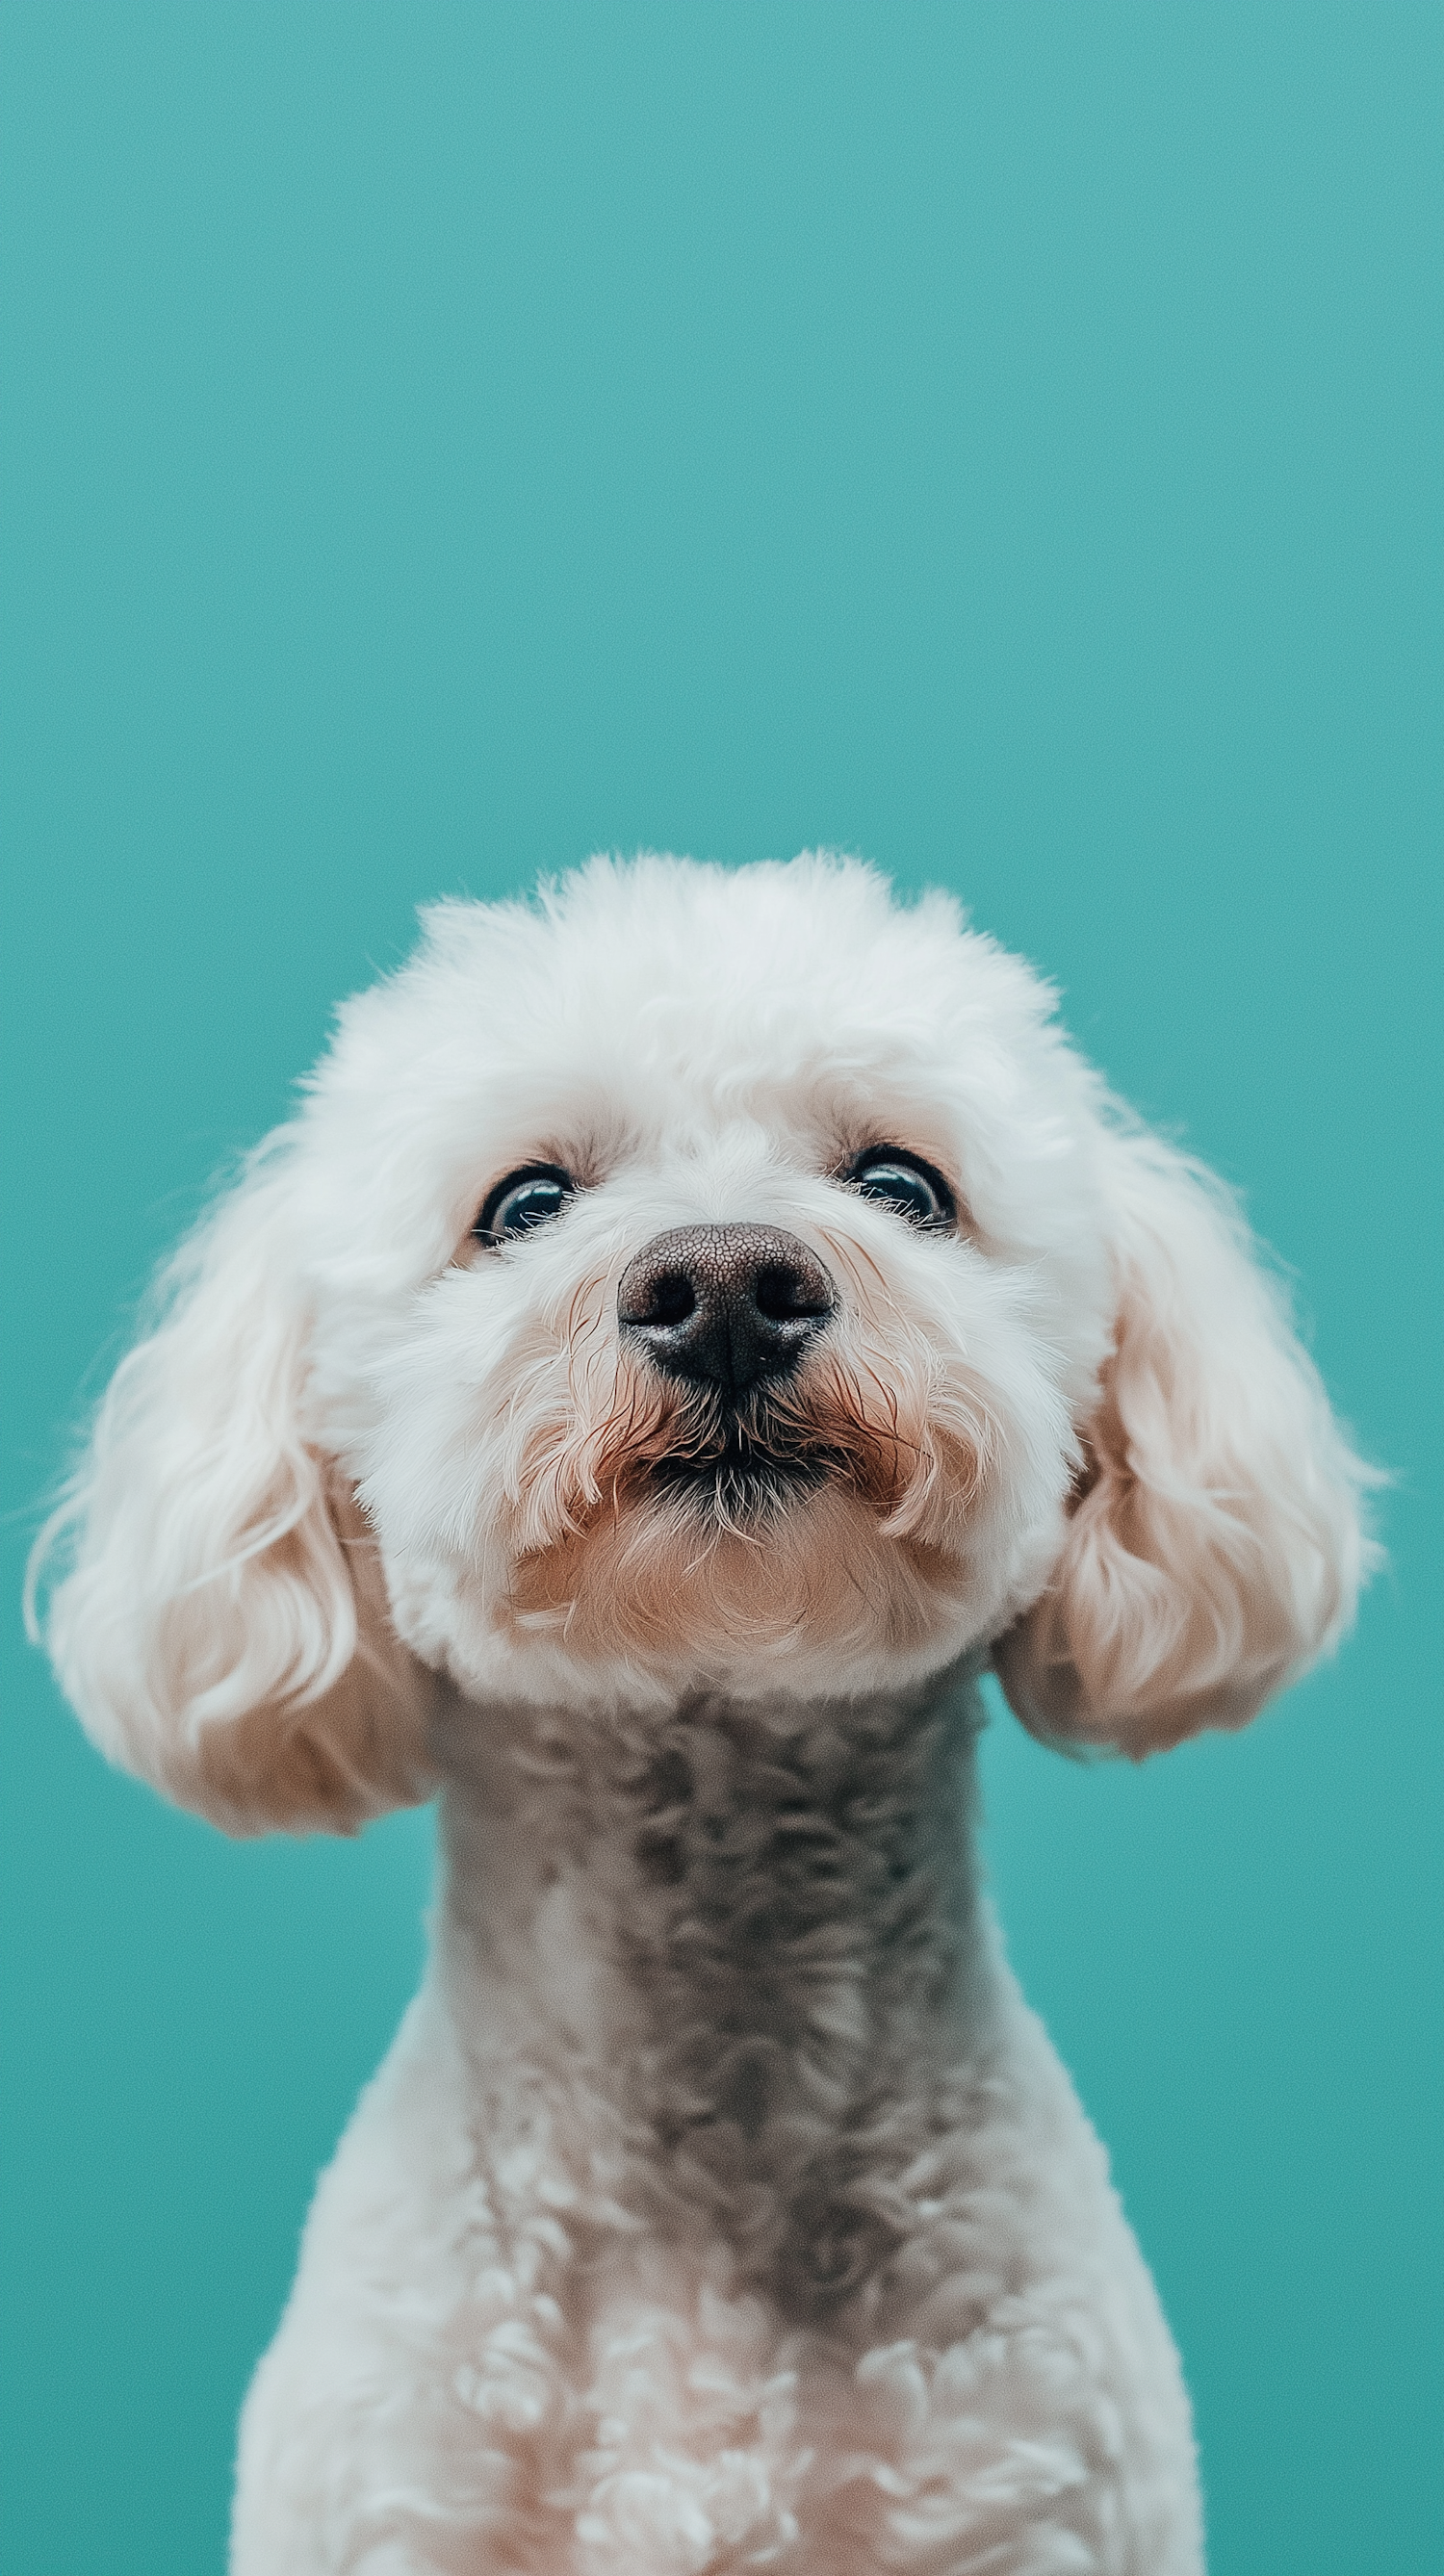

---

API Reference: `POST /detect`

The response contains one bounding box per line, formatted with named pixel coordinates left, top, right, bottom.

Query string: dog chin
left=501, top=1468, right=975, bottom=1691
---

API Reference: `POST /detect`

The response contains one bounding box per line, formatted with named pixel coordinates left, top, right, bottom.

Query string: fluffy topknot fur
left=31, top=856, right=1373, bottom=2571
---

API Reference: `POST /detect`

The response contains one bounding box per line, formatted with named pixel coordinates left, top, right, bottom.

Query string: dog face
left=343, top=861, right=1114, bottom=1708
left=34, top=857, right=1374, bottom=1830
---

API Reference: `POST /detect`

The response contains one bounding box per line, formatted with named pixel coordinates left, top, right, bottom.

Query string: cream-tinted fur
left=32, top=856, right=1373, bottom=2571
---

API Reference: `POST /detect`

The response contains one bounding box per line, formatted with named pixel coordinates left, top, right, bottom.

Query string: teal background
left=2, top=5, right=1439, bottom=2569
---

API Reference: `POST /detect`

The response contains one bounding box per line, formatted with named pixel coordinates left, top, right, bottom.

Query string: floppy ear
left=30, top=1165, right=438, bottom=1835
left=994, top=1130, right=1378, bottom=1756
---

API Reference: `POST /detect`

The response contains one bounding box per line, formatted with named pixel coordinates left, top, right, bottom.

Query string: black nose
left=618, top=1224, right=837, bottom=1399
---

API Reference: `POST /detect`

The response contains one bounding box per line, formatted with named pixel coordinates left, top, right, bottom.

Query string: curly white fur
left=31, top=855, right=1374, bottom=2571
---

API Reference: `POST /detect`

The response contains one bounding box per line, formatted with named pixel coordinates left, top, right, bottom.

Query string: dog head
left=33, top=855, right=1375, bottom=1830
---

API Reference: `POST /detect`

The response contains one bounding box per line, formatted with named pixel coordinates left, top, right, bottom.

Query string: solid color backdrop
left=2, top=7, right=1439, bottom=2571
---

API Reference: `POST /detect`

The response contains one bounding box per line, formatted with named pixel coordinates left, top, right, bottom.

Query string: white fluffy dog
left=34, top=855, right=1371, bottom=2575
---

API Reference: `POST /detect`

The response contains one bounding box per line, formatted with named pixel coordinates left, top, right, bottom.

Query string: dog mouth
left=572, top=1362, right=929, bottom=1539
left=645, top=1409, right=840, bottom=1526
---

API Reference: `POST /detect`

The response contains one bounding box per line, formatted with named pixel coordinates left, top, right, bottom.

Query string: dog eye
left=845, top=1148, right=955, bottom=1230
left=475, top=1165, right=577, bottom=1245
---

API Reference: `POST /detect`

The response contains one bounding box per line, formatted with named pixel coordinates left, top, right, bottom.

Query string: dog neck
left=428, top=1662, right=1000, bottom=2316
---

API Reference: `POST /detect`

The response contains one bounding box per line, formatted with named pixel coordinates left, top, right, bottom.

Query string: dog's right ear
left=28, top=1163, right=438, bottom=1836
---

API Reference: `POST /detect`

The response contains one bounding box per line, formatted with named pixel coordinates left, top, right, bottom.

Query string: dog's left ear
left=994, top=1130, right=1378, bottom=1756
